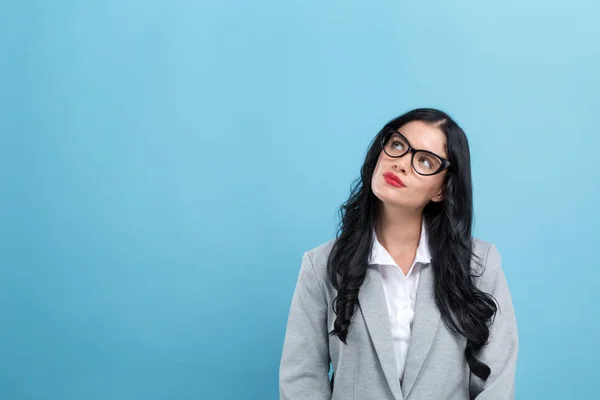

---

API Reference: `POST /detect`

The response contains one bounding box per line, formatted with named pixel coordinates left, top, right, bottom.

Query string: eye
left=418, top=156, right=433, bottom=169
left=392, top=140, right=405, bottom=150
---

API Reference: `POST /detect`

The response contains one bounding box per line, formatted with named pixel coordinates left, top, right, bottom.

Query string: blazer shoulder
left=470, top=236, right=505, bottom=289
left=471, top=236, right=492, bottom=257
left=304, top=238, right=337, bottom=274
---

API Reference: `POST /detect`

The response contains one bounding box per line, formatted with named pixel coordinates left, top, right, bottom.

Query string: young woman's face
left=371, top=120, right=449, bottom=211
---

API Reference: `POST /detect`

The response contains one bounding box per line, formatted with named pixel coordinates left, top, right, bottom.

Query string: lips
left=383, top=172, right=405, bottom=187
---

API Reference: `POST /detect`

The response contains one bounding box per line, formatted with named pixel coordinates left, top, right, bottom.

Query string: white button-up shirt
left=367, top=219, right=432, bottom=383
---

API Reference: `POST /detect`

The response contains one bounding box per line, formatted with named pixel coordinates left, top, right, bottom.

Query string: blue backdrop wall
left=1, top=0, right=599, bottom=399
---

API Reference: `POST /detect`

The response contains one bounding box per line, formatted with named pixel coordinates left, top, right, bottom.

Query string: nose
left=393, top=153, right=411, bottom=174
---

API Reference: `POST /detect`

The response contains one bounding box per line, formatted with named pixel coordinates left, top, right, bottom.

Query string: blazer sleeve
left=279, top=251, right=332, bottom=400
left=470, top=243, right=519, bottom=400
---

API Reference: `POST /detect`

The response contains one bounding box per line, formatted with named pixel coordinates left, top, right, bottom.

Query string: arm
left=279, top=251, right=332, bottom=400
left=470, top=244, right=519, bottom=400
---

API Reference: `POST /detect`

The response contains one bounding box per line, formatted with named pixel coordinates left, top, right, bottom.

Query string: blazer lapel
left=400, top=263, right=441, bottom=398
left=358, top=266, right=404, bottom=400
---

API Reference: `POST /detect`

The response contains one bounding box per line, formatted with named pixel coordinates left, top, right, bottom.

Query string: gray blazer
left=279, top=237, right=518, bottom=400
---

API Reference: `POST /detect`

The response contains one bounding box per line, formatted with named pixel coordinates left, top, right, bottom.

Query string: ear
left=431, top=189, right=444, bottom=203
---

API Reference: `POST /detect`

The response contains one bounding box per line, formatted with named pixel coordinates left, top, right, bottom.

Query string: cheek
left=410, top=177, right=443, bottom=198
left=372, top=157, right=384, bottom=182
left=371, top=167, right=381, bottom=191
left=424, top=178, right=445, bottom=197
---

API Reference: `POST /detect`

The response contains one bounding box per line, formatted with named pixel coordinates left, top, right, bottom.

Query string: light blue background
left=1, top=0, right=599, bottom=399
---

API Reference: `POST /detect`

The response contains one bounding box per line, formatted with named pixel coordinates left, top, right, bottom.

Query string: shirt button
left=401, top=304, right=409, bottom=311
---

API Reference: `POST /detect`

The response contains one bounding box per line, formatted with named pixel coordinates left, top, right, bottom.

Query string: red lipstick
left=383, top=172, right=405, bottom=187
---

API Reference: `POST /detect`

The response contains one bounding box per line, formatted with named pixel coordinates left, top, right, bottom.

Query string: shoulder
left=470, top=236, right=505, bottom=292
left=301, top=236, right=506, bottom=290
left=306, top=237, right=499, bottom=265
left=307, top=238, right=337, bottom=260
left=297, top=238, right=337, bottom=285
left=471, top=236, right=501, bottom=264
left=471, top=236, right=494, bottom=256
left=304, top=238, right=336, bottom=270
left=304, top=236, right=500, bottom=264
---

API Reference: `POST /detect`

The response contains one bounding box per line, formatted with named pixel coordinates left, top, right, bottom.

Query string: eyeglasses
left=380, top=127, right=451, bottom=176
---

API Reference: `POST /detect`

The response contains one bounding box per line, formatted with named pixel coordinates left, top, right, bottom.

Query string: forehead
left=391, top=120, right=448, bottom=157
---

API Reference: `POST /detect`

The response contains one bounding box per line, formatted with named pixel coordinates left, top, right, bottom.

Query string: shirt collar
left=368, top=218, right=432, bottom=266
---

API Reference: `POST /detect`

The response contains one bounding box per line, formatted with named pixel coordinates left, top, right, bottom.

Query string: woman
left=279, top=108, right=518, bottom=400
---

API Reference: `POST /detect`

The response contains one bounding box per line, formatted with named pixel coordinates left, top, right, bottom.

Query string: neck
left=375, top=204, right=423, bottom=253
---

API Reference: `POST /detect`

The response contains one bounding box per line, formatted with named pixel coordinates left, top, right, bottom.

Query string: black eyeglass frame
left=380, top=126, right=451, bottom=176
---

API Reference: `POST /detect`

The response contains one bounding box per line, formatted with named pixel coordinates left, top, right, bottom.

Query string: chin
left=373, top=190, right=404, bottom=206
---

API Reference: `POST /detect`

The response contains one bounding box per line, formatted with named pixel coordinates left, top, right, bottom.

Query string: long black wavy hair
left=326, top=108, right=498, bottom=381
